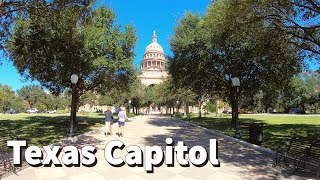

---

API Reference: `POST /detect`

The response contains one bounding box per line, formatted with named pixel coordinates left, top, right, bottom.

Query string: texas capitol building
left=139, top=31, right=168, bottom=86
left=79, top=31, right=223, bottom=114
left=138, top=31, right=225, bottom=115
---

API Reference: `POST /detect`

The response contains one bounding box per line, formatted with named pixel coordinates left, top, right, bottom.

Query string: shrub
left=126, top=112, right=135, bottom=118
left=175, top=112, right=183, bottom=118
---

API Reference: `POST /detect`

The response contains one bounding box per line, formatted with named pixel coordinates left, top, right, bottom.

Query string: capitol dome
left=145, top=31, right=164, bottom=53
left=139, top=31, right=168, bottom=86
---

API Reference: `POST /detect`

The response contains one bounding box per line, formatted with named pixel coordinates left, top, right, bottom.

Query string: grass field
left=181, top=114, right=320, bottom=151
left=0, top=113, right=105, bottom=154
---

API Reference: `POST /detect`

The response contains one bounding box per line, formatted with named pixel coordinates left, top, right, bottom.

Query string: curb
left=175, top=118, right=276, bottom=157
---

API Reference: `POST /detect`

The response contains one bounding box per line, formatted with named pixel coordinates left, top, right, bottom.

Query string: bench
left=0, top=132, right=21, bottom=178
left=274, top=136, right=320, bottom=178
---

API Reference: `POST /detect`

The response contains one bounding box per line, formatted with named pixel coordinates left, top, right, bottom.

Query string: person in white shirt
left=117, top=108, right=126, bottom=137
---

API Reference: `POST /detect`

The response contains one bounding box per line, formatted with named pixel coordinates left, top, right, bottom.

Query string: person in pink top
left=117, top=108, right=126, bottom=137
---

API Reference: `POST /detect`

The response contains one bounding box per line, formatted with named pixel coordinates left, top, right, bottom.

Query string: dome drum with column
left=139, top=31, right=168, bottom=86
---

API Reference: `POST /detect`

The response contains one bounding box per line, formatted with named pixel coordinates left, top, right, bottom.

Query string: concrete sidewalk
left=4, top=115, right=312, bottom=180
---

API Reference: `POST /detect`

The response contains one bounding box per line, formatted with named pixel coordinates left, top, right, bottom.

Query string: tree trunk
left=184, top=103, right=189, bottom=116
left=73, top=91, right=78, bottom=125
left=198, top=101, right=202, bottom=118
left=301, top=101, right=305, bottom=112
left=230, top=88, right=236, bottom=129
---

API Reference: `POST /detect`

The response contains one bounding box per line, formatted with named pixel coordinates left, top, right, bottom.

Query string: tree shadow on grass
left=143, top=116, right=317, bottom=179
left=180, top=117, right=320, bottom=151
left=0, top=114, right=104, bottom=155
left=262, top=123, right=320, bottom=150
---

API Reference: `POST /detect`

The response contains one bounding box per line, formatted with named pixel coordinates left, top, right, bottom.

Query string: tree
left=17, top=85, right=46, bottom=109
left=169, top=12, right=213, bottom=117
left=51, top=94, right=70, bottom=111
left=241, top=89, right=281, bottom=113
left=205, top=102, right=217, bottom=113
left=99, top=87, right=130, bottom=108
left=98, top=94, right=114, bottom=107
left=280, top=71, right=320, bottom=112
left=154, top=79, right=178, bottom=114
left=0, top=0, right=92, bottom=62
left=169, top=0, right=304, bottom=127
left=153, top=78, right=197, bottom=115
left=126, top=79, right=148, bottom=114
left=11, top=97, right=27, bottom=113
left=79, top=91, right=98, bottom=110
left=0, top=84, right=15, bottom=112
left=260, top=0, right=320, bottom=59
left=7, top=5, right=137, bottom=125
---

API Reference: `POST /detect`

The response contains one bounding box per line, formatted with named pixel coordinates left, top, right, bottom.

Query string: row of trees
left=242, top=70, right=320, bottom=113
left=131, top=70, right=320, bottom=117
left=2, top=70, right=318, bottom=115
left=0, top=84, right=69, bottom=112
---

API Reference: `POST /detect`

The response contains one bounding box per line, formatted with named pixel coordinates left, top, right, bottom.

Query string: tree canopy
left=0, top=84, right=15, bottom=111
left=261, top=0, right=320, bottom=59
left=6, top=5, right=137, bottom=98
left=17, top=85, right=46, bottom=108
left=169, top=0, right=305, bottom=125
left=0, top=0, right=93, bottom=61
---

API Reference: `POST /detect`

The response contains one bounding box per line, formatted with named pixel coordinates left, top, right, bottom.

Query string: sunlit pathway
left=4, top=115, right=307, bottom=180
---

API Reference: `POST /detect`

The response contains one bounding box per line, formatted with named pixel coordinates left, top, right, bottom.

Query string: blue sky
left=0, top=0, right=318, bottom=92
left=0, top=0, right=211, bottom=92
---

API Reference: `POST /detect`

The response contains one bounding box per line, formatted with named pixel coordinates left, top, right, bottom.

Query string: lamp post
left=232, top=77, right=241, bottom=138
left=128, top=99, right=131, bottom=113
left=69, top=74, right=78, bottom=137
left=176, top=100, right=179, bottom=113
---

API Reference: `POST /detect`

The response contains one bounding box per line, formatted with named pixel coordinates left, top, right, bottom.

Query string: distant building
left=139, top=31, right=168, bottom=86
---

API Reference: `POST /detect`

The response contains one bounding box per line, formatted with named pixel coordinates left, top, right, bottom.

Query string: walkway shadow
left=0, top=129, right=105, bottom=179
left=143, top=116, right=316, bottom=179
left=56, top=133, right=105, bottom=150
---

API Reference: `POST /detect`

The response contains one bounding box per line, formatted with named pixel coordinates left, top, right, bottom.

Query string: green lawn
left=0, top=113, right=105, bottom=154
left=182, top=114, right=320, bottom=151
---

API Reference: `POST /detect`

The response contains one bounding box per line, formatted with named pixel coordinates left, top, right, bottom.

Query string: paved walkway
left=4, top=115, right=312, bottom=180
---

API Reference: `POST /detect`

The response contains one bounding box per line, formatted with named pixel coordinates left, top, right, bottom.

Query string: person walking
left=105, top=107, right=113, bottom=136
left=117, top=108, right=126, bottom=137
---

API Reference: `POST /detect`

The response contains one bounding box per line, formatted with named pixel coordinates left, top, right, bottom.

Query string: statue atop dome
left=152, top=30, right=157, bottom=43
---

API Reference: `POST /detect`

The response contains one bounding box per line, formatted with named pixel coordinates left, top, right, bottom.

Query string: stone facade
left=139, top=31, right=168, bottom=86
